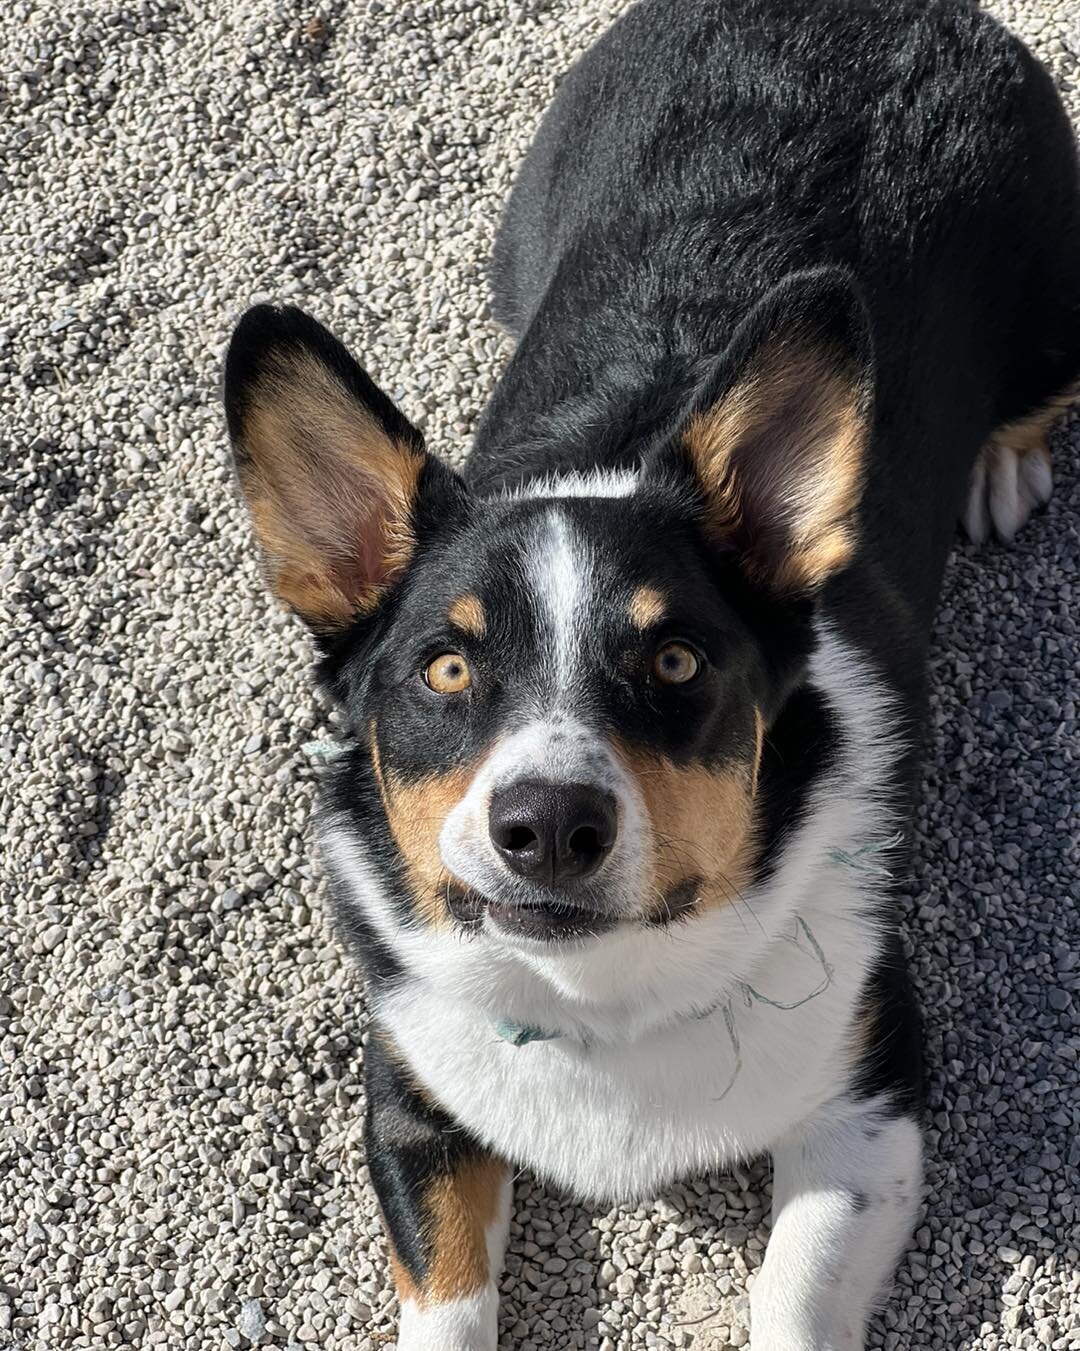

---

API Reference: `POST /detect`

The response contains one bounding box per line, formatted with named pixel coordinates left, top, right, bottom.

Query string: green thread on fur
left=740, top=915, right=834, bottom=1010
left=827, top=831, right=903, bottom=878
left=492, top=1019, right=560, bottom=1046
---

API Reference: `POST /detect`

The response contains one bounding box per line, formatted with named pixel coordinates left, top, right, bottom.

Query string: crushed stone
left=1, top=1, right=1077, bottom=1347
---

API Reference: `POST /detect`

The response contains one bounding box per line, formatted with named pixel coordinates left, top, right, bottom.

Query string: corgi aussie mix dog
left=223, top=0, right=1080, bottom=1345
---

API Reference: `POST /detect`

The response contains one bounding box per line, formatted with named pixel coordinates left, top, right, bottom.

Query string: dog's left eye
left=653, top=641, right=700, bottom=685
left=424, top=653, right=472, bottom=694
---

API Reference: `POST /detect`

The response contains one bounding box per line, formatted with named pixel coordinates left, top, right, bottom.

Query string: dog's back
left=476, top=0, right=1080, bottom=629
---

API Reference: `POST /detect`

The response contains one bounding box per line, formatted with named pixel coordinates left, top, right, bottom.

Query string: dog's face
left=333, top=488, right=773, bottom=944
left=224, top=274, right=872, bottom=951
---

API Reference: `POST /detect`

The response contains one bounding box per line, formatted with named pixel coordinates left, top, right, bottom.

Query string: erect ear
left=674, top=268, right=874, bottom=594
left=224, top=304, right=464, bottom=634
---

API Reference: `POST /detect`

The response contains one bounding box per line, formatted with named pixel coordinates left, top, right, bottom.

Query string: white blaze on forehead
left=526, top=507, right=591, bottom=701
left=485, top=717, right=623, bottom=793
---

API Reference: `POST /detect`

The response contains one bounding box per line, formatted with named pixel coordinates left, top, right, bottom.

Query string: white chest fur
left=377, top=899, right=874, bottom=1202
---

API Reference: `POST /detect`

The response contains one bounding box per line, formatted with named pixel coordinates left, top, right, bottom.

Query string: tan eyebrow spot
left=628, top=585, right=666, bottom=629
left=447, top=593, right=487, bottom=637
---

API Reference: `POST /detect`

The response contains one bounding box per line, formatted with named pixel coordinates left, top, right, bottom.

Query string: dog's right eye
left=424, top=653, right=472, bottom=694
left=653, top=641, right=700, bottom=685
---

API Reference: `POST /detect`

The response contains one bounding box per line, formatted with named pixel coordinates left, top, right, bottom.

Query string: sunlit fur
left=230, top=344, right=425, bottom=630
left=224, top=0, right=1080, bottom=1346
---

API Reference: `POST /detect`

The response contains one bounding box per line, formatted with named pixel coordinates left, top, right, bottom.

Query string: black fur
left=223, top=0, right=1080, bottom=1315
left=750, top=683, right=838, bottom=889
left=479, top=0, right=1080, bottom=633
left=363, top=1030, right=493, bottom=1288
left=466, top=0, right=1078, bottom=1114
left=852, top=927, right=926, bottom=1116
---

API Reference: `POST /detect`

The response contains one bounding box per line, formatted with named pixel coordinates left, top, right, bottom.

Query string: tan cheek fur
left=389, top=1158, right=508, bottom=1308
left=238, top=352, right=423, bottom=631
left=613, top=736, right=761, bottom=915
left=369, top=723, right=475, bottom=929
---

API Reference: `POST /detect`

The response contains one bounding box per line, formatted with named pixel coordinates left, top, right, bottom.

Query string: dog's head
left=224, top=271, right=872, bottom=954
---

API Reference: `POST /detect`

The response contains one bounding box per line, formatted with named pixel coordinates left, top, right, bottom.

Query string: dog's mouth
left=446, top=876, right=704, bottom=939
left=446, top=884, right=615, bottom=942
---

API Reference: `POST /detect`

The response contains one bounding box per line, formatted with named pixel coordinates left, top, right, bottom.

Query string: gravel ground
left=2, top=2, right=1078, bottom=1349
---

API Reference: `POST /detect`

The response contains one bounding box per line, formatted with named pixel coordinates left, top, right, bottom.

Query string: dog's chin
left=446, top=882, right=617, bottom=945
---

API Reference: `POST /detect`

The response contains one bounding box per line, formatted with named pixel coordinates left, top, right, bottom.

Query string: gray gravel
left=1, top=2, right=1077, bottom=1349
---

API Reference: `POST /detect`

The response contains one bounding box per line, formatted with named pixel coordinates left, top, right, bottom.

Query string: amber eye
left=653, top=641, right=700, bottom=685
left=424, top=653, right=472, bottom=694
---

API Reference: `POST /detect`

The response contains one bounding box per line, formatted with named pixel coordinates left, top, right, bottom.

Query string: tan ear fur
left=235, top=349, right=424, bottom=631
left=683, top=336, right=870, bottom=593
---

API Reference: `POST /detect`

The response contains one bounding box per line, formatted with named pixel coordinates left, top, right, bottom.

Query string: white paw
left=397, top=1290, right=498, bottom=1351
left=960, top=448, right=990, bottom=544
left=1018, top=445, right=1053, bottom=512
left=961, top=442, right=1052, bottom=544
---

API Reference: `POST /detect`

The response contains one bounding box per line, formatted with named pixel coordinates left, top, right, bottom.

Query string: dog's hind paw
left=960, top=440, right=1052, bottom=545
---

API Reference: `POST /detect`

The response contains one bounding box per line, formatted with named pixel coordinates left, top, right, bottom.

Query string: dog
left=222, top=0, right=1080, bottom=1346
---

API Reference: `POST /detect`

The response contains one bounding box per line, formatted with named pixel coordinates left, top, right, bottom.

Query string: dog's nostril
left=567, top=824, right=602, bottom=862
left=504, top=825, right=538, bottom=853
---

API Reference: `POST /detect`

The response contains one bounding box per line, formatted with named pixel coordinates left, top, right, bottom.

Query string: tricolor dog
left=223, top=0, right=1080, bottom=1346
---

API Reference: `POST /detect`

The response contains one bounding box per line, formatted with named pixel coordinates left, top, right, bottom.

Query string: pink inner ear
left=348, top=497, right=396, bottom=592
left=292, top=450, right=409, bottom=605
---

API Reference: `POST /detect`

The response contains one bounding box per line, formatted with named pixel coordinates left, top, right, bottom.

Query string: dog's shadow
left=496, top=1105, right=1052, bottom=1351
left=499, top=1160, right=770, bottom=1350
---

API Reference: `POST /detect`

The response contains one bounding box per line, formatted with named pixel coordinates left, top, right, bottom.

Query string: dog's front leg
left=749, top=1094, right=923, bottom=1351
left=364, top=1028, right=510, bottom=1351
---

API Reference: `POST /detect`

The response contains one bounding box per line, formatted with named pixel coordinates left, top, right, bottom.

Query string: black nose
left=488, top=779, right=618, bottom=884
